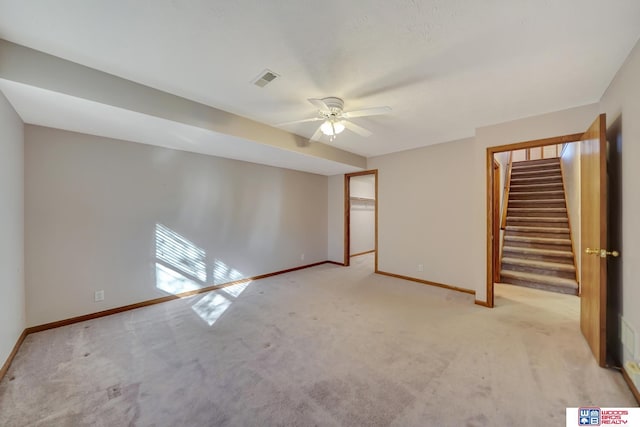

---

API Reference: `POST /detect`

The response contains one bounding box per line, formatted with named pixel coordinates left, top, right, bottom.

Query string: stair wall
left=559, top=142, right=582, bottom=285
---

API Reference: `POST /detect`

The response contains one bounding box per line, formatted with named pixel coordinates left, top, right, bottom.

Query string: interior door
left=580, top=113, right=613, bottom=367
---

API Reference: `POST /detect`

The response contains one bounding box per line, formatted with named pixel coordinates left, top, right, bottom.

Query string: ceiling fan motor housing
left=321, top=97, right=344, bottom=117
left=278, top=96, right=389, bottom=142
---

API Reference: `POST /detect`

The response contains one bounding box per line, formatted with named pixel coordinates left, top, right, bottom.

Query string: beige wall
left=560, top=142, right=581, bottom=285
left=369, top=138, right=477, bottom=291
left=25, top=126, right=328, bottom=326
left=600, top=39, right=640, bottom=385
left=0, top=91, right=25, bottom=367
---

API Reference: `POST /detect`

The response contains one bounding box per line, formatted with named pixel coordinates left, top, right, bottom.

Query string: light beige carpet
left=0, top=254, right=636, bottom=426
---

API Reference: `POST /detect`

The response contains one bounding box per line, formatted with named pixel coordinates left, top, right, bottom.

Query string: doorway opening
left=486, top=133, right=583, bottom=308
left=487, top=115, right=619, bottom=368
left=344, top=170, right=378, bottom=269
left=494, top=143, right=579, bottom=297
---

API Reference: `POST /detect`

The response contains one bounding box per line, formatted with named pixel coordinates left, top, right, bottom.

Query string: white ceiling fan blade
left=276, top=117, right=324, bottom=127
left=307, top=98, right=331, bottom=112
left=343, top=120, right=372, bottom=137
left=309, top=125, right=324, bottom=143
left=343, top=106, right=392, bottom=118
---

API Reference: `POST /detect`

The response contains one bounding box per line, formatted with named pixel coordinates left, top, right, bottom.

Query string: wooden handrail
left=500, top=152, right=513, bottom=229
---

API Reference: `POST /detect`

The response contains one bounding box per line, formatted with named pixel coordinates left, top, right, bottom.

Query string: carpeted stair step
left=512, top=157, right=560, bottom=165
left=509, top=182, right=564, bottom=192
left=502, top=256, right=576, bottom=272
left=509, top=190, right=565, bottom=200
left=511, top=169, right=562, bottom=179
left=507, top=207, right=567, bottom=218
left=505, top=225, right=570, bottom=238
left=506, top=217, right=569, bottom=227
left=500, top=270, right=578, bottom=295
left=510, top=175, right=563, bottom=185
left=503, top=235, right=572, bottom=251
left=500, top=157, right=577, bottom=296
left=511, top=167, right=562, bottom=176
left=512, top=157, right=560, bottom=166
left=502, top=246, right=574, bottom=264
left=511, top=162, right=561, bottom=173
left=507, top=199, right=566, bottom=208
left=501, top=257, right=576, bottom=279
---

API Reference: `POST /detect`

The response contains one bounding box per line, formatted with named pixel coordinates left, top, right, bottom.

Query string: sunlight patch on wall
left=155, top=263, right=202, bottom=295
left=213, top=259, right=244, bottom=285
left=156, top=223, right=206, bottom=282
left=153, top=224, right=251, bottom=326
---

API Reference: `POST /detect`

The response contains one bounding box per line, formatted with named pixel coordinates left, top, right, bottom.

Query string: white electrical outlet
left=418, top=264, right=424, bottom=272
left=301, top=253, right=305, bottom=261
left=94, top=290, right=104, bottom=302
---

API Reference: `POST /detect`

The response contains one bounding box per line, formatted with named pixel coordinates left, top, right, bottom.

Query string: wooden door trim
left=490, top=133, right=583, bottom=153
left=344, top=170, right=378, bottom=269
left=485, top=133, right=583, bottom=308
left=493, top=159, right=501, bottom=283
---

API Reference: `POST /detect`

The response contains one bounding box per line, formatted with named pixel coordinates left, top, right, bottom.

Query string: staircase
left=500, top=157, right=578, bottom=295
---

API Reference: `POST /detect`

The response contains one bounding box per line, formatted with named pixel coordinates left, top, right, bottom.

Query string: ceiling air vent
left=252, top=69, right=279, bottom=88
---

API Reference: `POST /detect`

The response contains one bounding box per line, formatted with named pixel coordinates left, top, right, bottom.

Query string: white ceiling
left=0, top=0, right=639, bottom=160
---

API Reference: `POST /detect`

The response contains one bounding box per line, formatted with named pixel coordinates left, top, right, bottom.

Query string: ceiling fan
left=277, top=97, right=391, bottom=143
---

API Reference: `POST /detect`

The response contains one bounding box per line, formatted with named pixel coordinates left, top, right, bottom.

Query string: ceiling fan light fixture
left=320, top=120, right=345, bottom=136
left=278, top=97, right=390, bottom=144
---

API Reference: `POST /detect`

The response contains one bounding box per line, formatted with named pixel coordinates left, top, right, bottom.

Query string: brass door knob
left=585, top=248, right=620, bottom=258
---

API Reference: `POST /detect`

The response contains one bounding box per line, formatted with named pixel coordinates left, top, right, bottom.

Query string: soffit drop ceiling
left=0, top=0, right=639, bottom=160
